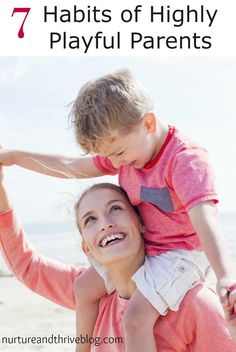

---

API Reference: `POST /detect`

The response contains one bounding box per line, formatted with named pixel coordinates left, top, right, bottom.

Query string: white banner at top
left=0, top=0, right=235, bottom=56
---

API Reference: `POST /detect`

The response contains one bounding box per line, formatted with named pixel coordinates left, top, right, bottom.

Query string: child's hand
left=0, top=147, right=15, bottom=167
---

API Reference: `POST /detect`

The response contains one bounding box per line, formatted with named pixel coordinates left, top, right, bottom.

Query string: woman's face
left=77, top=187, right=144, bottom=265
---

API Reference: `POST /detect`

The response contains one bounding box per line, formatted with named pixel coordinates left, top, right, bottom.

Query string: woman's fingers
left=228, top=288, right=236, bottom=315
left=219, top=286, right=230, bottom=307
left=223, top=292, right=236, bottom=342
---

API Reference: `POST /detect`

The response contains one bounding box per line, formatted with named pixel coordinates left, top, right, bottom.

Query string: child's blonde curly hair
left=70, top=69, right=154, bottom=153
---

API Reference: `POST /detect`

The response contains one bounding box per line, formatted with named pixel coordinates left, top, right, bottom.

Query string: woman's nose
left=99, top=217, right=115, bottom=232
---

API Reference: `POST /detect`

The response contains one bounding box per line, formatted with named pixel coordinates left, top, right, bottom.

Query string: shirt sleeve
left=0, top=208, right=86, bottom=310
left=171, top=148, right=219, bottom=211
left=93, top=155, right=118, bottom=175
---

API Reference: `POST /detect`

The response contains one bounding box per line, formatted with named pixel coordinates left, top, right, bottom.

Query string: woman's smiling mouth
left=100, top=233, right=126, bottom=248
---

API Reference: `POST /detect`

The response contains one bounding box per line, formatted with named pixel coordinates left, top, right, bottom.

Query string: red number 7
left=11, top=8, right=31, bottom=38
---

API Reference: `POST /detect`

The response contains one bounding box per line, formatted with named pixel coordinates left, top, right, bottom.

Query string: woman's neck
left=106, top=252, right=145, bottom=299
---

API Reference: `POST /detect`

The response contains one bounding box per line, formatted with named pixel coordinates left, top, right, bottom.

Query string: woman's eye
left=110, top=205, right=122, bottom=212
left=116, top=151, right=124, bottom=156
left=84, top=216, right=96, bottom=226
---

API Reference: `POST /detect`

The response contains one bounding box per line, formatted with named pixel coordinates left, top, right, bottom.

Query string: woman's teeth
left=100, top=233, right=125, bottom=247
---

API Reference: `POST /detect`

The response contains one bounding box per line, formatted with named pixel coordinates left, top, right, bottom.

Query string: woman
left=0, top=167, right=235, bottom=351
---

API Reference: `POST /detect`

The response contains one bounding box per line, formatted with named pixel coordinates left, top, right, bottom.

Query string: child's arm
left=188, top=201, right=236, bottom=312
left=0, top=149, right=104, bottom=178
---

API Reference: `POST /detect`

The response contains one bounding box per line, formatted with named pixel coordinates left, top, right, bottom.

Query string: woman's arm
left=0, top=166, right=85, bottom=310
left=0, top=208, right=85, bottom=310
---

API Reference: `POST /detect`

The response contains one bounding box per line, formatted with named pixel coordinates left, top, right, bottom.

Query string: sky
left=0, top=57, right=235, bottom=226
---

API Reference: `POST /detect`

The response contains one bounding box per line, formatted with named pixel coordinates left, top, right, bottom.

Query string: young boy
left=1, top=70, right=236, bottom=352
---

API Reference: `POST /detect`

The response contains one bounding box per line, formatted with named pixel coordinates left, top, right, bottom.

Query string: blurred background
left=0, top=56, right=235, bottom=269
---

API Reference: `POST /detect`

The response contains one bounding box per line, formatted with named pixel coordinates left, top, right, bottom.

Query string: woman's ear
left=82, top=241, right=90, bottom=255
left=142, top=113, right=156, bottom=133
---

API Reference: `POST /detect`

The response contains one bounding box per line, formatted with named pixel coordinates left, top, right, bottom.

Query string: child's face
left=98, top=114, right=157, bottom=169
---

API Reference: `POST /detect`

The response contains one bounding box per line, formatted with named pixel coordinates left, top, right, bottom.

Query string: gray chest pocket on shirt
left=140, top=186, right=174, bottom=213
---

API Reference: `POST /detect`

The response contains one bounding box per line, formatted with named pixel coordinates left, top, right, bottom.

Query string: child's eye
left=116, top=151, right=124, bottom=156
left=84, top=216, right=96, bottom=226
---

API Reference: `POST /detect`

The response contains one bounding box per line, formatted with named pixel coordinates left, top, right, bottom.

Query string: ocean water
left=0, top=212, right=236, bottom=274
left=220, top=212, right=236, bottom=262
left=0, top=222, right=89, bottom=275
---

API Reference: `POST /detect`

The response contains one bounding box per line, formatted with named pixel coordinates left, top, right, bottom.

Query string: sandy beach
left=0, top=265, right=235, bottom=352
left=0, top=276, right=75, bottom=351
left=0, top=214, right=235, bottom=352
left=0, top=272, right=219, bottom=352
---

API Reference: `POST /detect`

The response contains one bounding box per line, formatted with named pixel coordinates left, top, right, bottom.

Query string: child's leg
left=122, top=289, right=160, bottom=352
left=73, top=267, right=107, bottom=352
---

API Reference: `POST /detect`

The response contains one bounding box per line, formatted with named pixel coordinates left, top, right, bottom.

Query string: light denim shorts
left=89, top=250, right=211, bottom=314
left=132, top=250, right=211, bottom=315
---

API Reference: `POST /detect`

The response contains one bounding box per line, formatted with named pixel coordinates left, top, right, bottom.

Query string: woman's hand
left=0, top=145, right=4, bottom=185
left=0, top=148, right=16, bottom=167
left=0, top=151, right=10, bottom=211
left=0, top=164, right=3, bottom=185
left=223, top=286, right=236, bottom=341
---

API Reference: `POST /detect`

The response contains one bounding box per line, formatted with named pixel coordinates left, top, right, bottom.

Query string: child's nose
left=111, top=157, right=123, bottom=168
